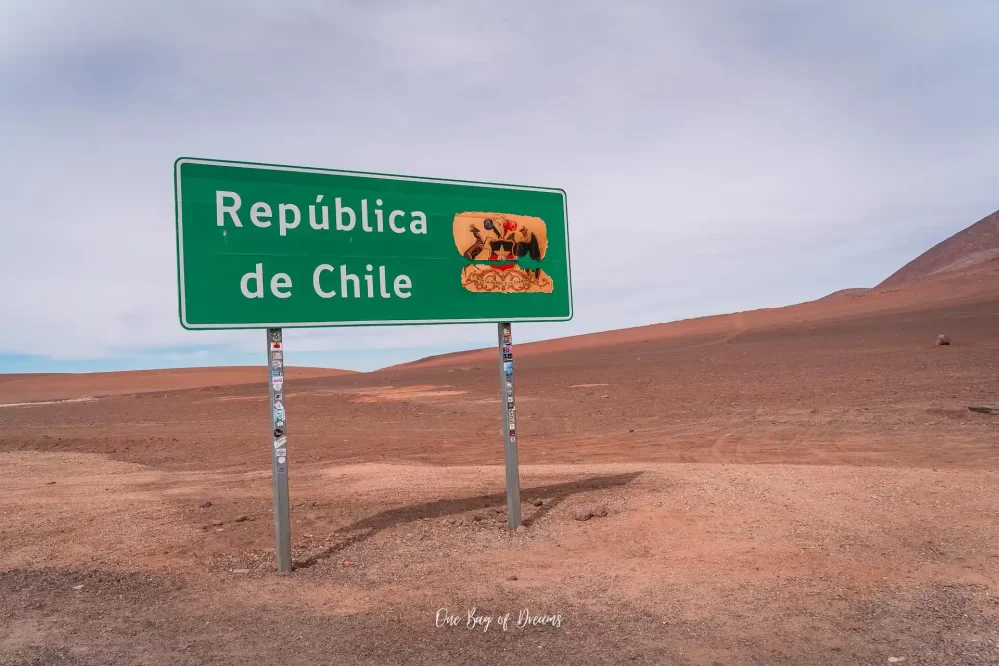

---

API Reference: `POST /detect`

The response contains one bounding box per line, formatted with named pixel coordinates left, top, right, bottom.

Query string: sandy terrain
left=1, top=258, right=998, bottom=664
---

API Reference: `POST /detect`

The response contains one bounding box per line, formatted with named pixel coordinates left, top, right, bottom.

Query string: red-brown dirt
left=1, top=259, right=998, bottom=663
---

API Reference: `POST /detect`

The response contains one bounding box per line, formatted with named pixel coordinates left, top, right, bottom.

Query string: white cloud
left=1, top=1, right=997, bottom=368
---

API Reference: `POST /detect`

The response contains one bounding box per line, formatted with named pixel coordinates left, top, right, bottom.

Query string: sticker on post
left=271, top=350, right=283, bottom=361
left=278, top=456, right=286, bottom=464
left=503, top=361, right=513, bottom=376
left=273, top=428, right=284, bottom=438
left=275, top=448, right=286, bottom=457
left=275, top=419, right=284, bottom=428
left=271, top=359, right=283, bottom=369
left=274, top=400, right=284, bottom=411
left=269, top=330, right=282, bottom=342
left=274, top=436, right=287, bottom=448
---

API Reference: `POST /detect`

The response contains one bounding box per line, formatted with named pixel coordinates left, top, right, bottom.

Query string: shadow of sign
left=295, top=471, right=644, bottom=569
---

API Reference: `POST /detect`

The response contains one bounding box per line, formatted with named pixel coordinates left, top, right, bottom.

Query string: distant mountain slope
left=819, top=288, right=870, bottom=301
left=0, top=366, right=355, bottom=403
left=878, top=210, right=999, bottom=288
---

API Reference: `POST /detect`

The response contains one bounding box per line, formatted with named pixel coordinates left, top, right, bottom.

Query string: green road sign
left=174, top=158, right=573, bottom=329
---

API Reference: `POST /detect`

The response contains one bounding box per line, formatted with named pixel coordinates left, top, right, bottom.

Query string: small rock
left=472, top=513, right=484, bottom=522
left=446, top=517, right=456, bottom=525
left=342, top=560, right=355, bottom=567
left=533, top=499, right=543, bottom=507
left=601, top=394, right=609, bottom=399
left=506, top=574, right=518, bottom=581
left=72, top=584, right=84, bottom=590
left=211, top=520, right=224, bottom=527
left=629, top=429, right=635, bottom=433
left=887, top=658, right=905, bottom=664
left=198, top=501, right=212, bottom=508
left=968, top=405, right=999, bottom=415
left=575, top=505, right=608, bottom=521
left=232, top=569, right=250, bottom=574
left=936, top=334, right=950, bottom=345
left=234, top=515, right=249, bottom=523
left=440, top=519, right=450, bottom=526
left=515, top=525, right=526, bottom=535
left=46, top=481, right=56, bottom=485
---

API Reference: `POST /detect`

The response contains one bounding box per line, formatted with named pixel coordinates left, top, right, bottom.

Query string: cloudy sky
left=2, top=1, right=998, bottom=373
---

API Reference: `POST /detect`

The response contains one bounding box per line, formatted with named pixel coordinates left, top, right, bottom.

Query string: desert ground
left=2, top=257, right=998, bottom=664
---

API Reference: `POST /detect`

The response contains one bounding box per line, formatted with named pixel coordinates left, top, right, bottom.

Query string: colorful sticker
left=272, top=379, right=284, bottom=391
left=273, top=428, right=284, bottom=437
left=509, top=429, right=516, bottom=437
left=274, top=409, right=285, bottom=422
left=275, top=419, right=284, bottom=428
left=503, top=361, right=513, bottom=376
left=274, top=400, right=284, bottom=411
left=270, top=341, right=281, bottom=351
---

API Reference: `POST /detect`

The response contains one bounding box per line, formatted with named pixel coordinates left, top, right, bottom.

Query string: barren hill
left=0, top=366, right=354, bottom=403
left=878, top=209, right=999, bottom=288
left=387, top=257, right=998, bottom=372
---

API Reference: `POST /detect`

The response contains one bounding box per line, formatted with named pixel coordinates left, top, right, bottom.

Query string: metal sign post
left=267, top=328, right=292, bottom=572
left=498, top=322, right=522, bottom=529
